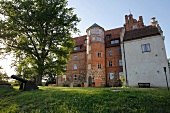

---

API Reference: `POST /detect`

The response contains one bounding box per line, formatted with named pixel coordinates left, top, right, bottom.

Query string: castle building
left=57, top=14, right=170, bottom=87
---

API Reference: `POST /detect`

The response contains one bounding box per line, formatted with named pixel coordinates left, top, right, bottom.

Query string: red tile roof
left=124, top=26, right=160, bottom=41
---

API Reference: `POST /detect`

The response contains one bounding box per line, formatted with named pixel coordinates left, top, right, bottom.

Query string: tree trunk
left=36, top=74, right=42, bottom=86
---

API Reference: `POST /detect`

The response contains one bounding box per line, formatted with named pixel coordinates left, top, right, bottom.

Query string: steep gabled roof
left=124, top=26, right=160, bottom=41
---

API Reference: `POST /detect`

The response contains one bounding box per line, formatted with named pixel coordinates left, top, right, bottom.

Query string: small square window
left=97, top=37, right=101, bottom=42
left=88, top=64, right=91, bottom=69
left=88, top=54, right=91, bottom=59
left=108, top=61, right=112, bottom=67
left=74, top=46, right=80, bottom=50
left=92, top=37, right=95, bottom=41
left=74, top=75, right=78, bottom=80
left=141, top=44, right=151, bottom=52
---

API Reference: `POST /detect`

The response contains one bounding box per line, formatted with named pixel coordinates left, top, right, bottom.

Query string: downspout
left=123, top=41, right=128, bottom=85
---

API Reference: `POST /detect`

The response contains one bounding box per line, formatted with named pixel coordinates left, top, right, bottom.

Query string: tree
left=0, top=0, right=80, bottom=85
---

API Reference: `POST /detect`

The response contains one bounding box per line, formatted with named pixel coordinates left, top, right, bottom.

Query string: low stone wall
left=0, top=84, right=13, bottom=89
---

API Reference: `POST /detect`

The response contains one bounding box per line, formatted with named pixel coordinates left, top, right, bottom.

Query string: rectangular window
left=92, top=37, right=95, bottom=41
left=88, top=64, right=91, bottom=69
left=111, top=40, right=119, bottom=44
left=88, top=54, right=91, bottom=59
left=73, top=55, right=77, bottom=60
left=105, top=34, right=111, bottom=40
left=88, top=46, right=91, bottom=51
left=118, top=49, right=121, bottom=54
left=74, top=46, right=80, bottom=51
left=98, top=63, right=102, bottom=69
left=98, top=52, right=102, bottom=57
left=108, top=50, right=112, bottom=56
left=108, top=73, right=114, bottom=80
left=108, top=61, right=112, bottom=67
left=74, top=75, right=78, bottom=80
left=141, top=43, right=151, bottom=52
left=74, top=64, right=77, bottom=70
left=97, top=37, right=101, bottom=42
left=119, top=60, right=122, bottom=66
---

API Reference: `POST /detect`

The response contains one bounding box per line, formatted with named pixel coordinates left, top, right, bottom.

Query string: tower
left=86, top=23, right=106, bottom=87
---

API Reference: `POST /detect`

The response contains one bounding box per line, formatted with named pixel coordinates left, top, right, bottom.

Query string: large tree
left=0, top=0, right=80, bottom=85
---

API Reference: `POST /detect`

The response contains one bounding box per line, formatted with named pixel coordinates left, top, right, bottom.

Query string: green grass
left=0, top=86, right=170, bottom=113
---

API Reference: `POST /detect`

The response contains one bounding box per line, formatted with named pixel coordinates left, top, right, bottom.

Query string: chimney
left=139, top=16, right=143, bottom=22
left=151, top=17, right=158, bottom=26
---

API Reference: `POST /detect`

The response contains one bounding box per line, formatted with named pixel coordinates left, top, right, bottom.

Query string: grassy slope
left=0, top=87, right=170, bottom=113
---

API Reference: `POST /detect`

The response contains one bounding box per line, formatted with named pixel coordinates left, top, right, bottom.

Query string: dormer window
left=74, top=46, right=80, bottom=51
left=111, top=39, right=119, bottom=44
left=133, top=25, right=137, bottom=29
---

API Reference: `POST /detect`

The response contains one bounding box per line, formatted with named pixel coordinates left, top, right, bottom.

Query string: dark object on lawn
left=11, top=75, right=39, bottom=91
left=138, top=83, right=150, bottom=88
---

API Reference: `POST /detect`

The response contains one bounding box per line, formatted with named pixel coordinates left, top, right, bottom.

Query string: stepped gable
left=72, top=35, right=87, bottom=53
left=105, top=27, right=123, bottom=48
left=124, top=25, right=160, bottom=41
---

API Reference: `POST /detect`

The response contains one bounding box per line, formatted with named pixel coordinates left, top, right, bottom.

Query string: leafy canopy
left=0, top=0, right=80, bottom=84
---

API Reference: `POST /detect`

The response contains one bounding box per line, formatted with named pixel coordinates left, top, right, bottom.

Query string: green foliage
left=0, top=87, right=170, bottom=113
left=0, top=0, right=80, bottom=85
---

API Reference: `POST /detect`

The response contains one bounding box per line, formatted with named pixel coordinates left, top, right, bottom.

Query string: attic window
left=74, top=46, right=80, bottom=50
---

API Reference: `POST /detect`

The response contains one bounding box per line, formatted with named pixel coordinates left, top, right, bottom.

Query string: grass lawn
left=0, top=86, right=170, bottom=113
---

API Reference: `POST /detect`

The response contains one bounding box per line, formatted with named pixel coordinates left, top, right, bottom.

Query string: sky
left=0, top=0, right=170, bottom=75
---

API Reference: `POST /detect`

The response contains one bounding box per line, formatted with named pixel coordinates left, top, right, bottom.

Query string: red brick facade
left=58, top=14, right=146, bottom=87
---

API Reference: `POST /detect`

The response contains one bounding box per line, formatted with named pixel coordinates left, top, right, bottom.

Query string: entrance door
left=88, top=76, right=92, bottom=87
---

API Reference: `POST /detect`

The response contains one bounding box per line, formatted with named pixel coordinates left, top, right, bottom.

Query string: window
left=97, top=37, right=101, bottom=42
left=98, top=63, right=102, bottom=69
left=118, top=49, right=121, bottom=54
left=88, top=54, right=91, bottom=59
left=74, top=75, right=78, bottom=80
left=108, top=73, right=114, bottom=80
left=74, top=64, right=77, bottom=70
left=63, top=75, right=66, bottom=81
left=108, top=61, right=112, bottom=67
left=73, top=55, right=77, bottom=60
left=105, top=34, right=111, bottom=40
left=119, top=60, right=122, bottom=66
left=74, top=46, right=80, bottom=50
left=92, top=37, right=95, bottom=41
left=84, top=39, right=87, bottom=44
left=88, top=46, right=91, bottom=51
left=108, top=50, right=112, bottom=56
left=98, top=52, right=102, bottom=57
left=141, top=44, right=151, bottom=52
left=88, top=64, right=91, bottom=69
left=133, top=25, right=137, bottom=29
left=111, top=40, right=119, bottom=44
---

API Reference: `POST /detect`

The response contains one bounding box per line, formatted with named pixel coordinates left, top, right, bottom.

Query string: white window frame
left=88, top=54, right=91, bottom=59
left=98, top=63, right=102, bottom=69
left=119, top=60, right=122, bottom=66
left=73, top=55, right=77, bottom=60
left=108, top=73, right=114, bottom=80
left=108, top=50, right=112, bottom=56
left=97, top=52, right=102, bottom=57
left=108, top=61, right=112, bottom=67
left=74, top=64, right=78, bottom=70
left=141, top=43, right=151, bottom=52
left=111, top=40, right=119, bottom=44
left=74, top=46, right=80, bottom=51
left=88, top=64, right=91, bottom=69
left=97, top=37, right=101, bottom=42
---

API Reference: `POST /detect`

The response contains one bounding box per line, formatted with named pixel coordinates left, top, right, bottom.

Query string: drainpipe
left=122, top=41, right=128, bottom=85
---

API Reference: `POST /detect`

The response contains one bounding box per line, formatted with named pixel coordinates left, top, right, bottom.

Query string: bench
left=138, top=83, right=150, bottom=88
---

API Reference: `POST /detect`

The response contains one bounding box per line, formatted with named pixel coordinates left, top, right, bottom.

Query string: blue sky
left=68, top=0, right=170, bottom=58
left=0, top=0, right=170, bottom=75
